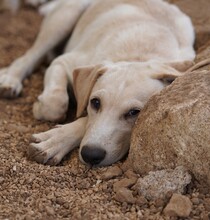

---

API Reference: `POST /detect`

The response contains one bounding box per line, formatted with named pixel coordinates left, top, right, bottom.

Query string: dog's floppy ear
left=165, top=60, right=194, bottom=72
left=152, top=71, right=183, bottom=84
left=73, top=65, right=107, bottom=118
left=151, top=63, right=184, bottom=84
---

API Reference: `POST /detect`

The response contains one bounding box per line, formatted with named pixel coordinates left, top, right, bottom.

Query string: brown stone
left=101, top=166, right=123, bottom=180
left=163, top=194, right=192, bottom=217
left=45, top=206, right=55, bottom=216
left=124, top=170, right=138, bottom=180
left=191, top=197, right=200, bottom=205
left=114, top=188, right=136, bottom=204
left=204, top=198, right=210, bottom=212
left=113, top=178, right=137, bottom=192
left=135, top=196, right=148, bottom=207
left=7, top=123, right=31, bottom=133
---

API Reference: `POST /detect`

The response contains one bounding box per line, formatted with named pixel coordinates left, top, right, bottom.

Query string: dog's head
left=73, top=61, right=182, bottom=166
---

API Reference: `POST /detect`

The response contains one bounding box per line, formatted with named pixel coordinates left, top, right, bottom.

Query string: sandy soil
left=0, top=5, right=210, bottom=220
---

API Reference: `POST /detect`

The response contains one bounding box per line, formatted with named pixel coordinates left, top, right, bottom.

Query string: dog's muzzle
left=81, top=146, right=106, bottom=165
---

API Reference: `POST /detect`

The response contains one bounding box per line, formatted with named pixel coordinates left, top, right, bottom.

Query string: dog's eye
left=90, top=98, right=101, bottom=111
left=124, top=109, right=140, bottom=119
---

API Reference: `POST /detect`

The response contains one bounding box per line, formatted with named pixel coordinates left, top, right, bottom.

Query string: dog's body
left=0, top=0, right=195, bottom=166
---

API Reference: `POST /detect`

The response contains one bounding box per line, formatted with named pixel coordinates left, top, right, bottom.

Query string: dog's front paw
left=0, top=71, right=22, bottom=98
left=29, top=126, right=70, bottom=165
left=33, top=90, right=69, bottom=122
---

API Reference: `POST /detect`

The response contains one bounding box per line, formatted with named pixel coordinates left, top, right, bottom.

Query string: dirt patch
left=0, top=5, right=210, bottom=220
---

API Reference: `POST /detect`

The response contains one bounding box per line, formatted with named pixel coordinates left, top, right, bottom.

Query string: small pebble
left=114, top=188, right=136, bottom=204
left=101, top=166, right=123, bottom=180
left=163, top=193, right=192, bottom=218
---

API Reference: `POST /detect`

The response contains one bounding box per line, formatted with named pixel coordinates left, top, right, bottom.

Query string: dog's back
left=64, top=0, right=194, bottom=65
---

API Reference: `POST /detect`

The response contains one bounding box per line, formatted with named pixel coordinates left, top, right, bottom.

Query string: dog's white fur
left=0, top=0, right=195, bottom=166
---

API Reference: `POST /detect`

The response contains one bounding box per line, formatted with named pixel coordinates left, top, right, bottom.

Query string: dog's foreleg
left=33, top=52, right=81, bottom=122
left=29, top=117, right=87, bottom=165
left=0, top=0, right=91, bottom=98
left=33, top=63, right=69, bottom=122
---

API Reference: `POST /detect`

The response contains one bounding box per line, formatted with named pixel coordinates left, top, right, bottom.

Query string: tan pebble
left=56, top=197, right=65, bottom=205
left=24, top=215, right=32, bottom=220
left=101, top=166, right=123, bottom=180
left=135, top=196, right=148, bottom=207
left=150, top=204, right=157, bottom=214
left=198, top=193, right=205, bottom=199
left=7, top=124, right=30, bottom=133
left=124, top=170, right=138, bottom=179
left=114, top=187, right=136, bottom=204
left=63, top=203, right=69, bottom=209
left=0, top=177, right=5, bottom=184
left=45, top=206, right=55, bottom=215
left=204, top=198, right=210, bottom=212
left=191, top=197, right=200, bottom=205
left=154, top=198, right=165, bottom=208
left=199, top=187, right=209, bottom=195
left=202, top=213, right=210, bottom=220
left=32, top=183, right=39, bottom=189
left=113, top=178, right=137, bottom=192
left=163, top=193, right=192, bottom=218
left=102, top=184, right=108, bottom=192
left=12, top=165, right=17, bottom=171
left=87, top=189, right=93, bottom=194
left=137, top=210, right=144, bottom=218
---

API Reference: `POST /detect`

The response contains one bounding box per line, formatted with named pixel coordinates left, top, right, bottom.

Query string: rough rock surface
left=134, top=166, right=192, bottom=200
left=163, top=193, right=192, bottom=217
left=129, top=68, right=210, bottom=185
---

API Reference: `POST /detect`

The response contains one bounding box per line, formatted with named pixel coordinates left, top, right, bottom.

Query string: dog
left=0, top=0, right=196, bottom=166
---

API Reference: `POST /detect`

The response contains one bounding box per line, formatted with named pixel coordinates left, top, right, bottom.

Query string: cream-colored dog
left=0, top=0, right=196, bottom=166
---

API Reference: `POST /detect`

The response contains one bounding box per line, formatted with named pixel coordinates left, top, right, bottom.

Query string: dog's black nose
left=81, top=146, right=106, bottom=165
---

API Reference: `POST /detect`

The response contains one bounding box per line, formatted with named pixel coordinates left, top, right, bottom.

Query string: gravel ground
left=0, top=5, right=210, bottom=220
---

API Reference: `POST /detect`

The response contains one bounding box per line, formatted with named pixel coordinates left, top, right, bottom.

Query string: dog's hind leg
left=0, top=0, right=92, bottom=98
left=164, top=3, right=196, bottom=61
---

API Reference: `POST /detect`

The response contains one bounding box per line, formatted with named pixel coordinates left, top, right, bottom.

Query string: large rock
left=129, top=68, right=210, bottom=185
